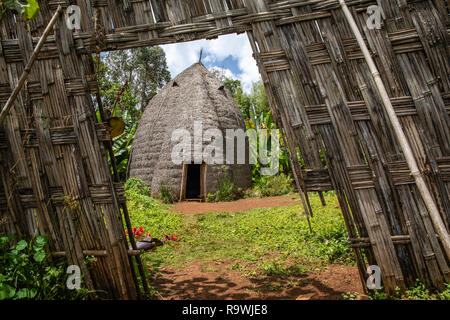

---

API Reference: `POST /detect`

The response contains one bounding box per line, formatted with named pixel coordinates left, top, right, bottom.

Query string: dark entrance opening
left=185, top=164, right=201, bottom=199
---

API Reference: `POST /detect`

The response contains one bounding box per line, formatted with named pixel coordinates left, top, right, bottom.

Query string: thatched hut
left=129, top=62, right=252, bottom=201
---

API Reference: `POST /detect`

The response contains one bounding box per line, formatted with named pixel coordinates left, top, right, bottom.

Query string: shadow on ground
left=151, top=261, right=363, bottom=300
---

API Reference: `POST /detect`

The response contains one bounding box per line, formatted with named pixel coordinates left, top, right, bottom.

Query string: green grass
left=126, top=191, right=354, bottom=277
left=125, top=186, right=450, bottom=300
left=126, top=189, right=182, bottom=238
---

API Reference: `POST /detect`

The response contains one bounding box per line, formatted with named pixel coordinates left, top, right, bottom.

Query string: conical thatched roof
left=129, top=62, right=251, bottom=200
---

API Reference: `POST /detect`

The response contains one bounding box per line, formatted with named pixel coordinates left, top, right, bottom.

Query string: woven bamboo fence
left=0, top=0, right=449, bottom=297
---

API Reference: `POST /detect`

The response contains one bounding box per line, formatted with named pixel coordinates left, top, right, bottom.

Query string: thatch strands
left=0, top=0, right=449, bottom=297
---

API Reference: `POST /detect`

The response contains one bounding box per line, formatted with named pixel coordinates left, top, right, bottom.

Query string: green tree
left=222, top=78, right=252, bottom=119
left=95, top=56, right=140, bottom=122
left=95, top=47, right=171, bottom=179
left=101, top=47, right=171, bottom=120
left=221, top=78, right=270, bottom=120
left=221, top=78, right=292, bottom=179
left=249, top=81, right=270, bottom=116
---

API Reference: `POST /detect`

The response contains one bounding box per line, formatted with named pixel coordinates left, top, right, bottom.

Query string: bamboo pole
left=0, top=6, right=63, bottom=126
left=339, top=0, right=450, bottom=261
left=91, top=55, right=149, bottom=297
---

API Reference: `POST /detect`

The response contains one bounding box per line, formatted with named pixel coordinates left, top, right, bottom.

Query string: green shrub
left=207, top=167, right=236, bottom=202
left=125, top=178, right=151, bottom=196
left=215, top=174, right=235, bottom=202
left=249, top=173, right=294, bottom=198
left=159, top=184, right=174, bottom=204
left=0, top=236, right=89, bottom=300
left=438, top=283, right=450, bottom=300
left=206, top=193, right=216, bottom=203
left=368, top=280, right=450, bottom=300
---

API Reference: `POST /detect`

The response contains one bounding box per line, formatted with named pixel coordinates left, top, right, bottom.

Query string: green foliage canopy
left=95, top=47, right=171, bottom=180
left=101, top=47, right=171, bottom=119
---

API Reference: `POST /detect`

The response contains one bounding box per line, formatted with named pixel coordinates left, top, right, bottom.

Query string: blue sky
left=161, top=33, right=260, bottom=93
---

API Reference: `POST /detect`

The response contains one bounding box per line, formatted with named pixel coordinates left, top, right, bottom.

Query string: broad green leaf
left=35, top=235, right=47, bottom=245
left=15, top=288, right=29, bottom=299
left=23, top=0, right=40, bottom=20
left=33, top=251, right=46, bottom=263
left=0, top=285, right=16, bottom=300
left=29, top=288, right=37, bottom=298
left=15, top=240, right=27, bottom=251
left=15, top=288, right=37, bottom=299
left=0, top=236, right=12, bottom=249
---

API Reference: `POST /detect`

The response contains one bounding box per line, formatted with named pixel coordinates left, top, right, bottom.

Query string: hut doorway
left=181, top=163, right=207, bottom=201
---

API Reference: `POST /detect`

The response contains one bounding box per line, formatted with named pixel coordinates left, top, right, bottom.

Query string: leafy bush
left=125, top=178, right=157, bottom=211
left=125, top=178, right=151, bottom=196
left=206, top=167, right=236, bottom=202
left=247, top=173, right=294, bottom=198
left=367, top=280, right=450, bottom=300
left=402, top=280, right=450, bottom=300
left=0, top=236, right=89, bottom=300
left=206, top=193, right=216, bottom=203
left=215, top=173, right=235, bottom=202
left=438, top=283, right=450, bottom=300
left=159, top=184, right=174, bottom=204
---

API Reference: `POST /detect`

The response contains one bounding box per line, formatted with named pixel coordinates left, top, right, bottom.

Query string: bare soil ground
left=171, top=195, right=300, bottom=215
left=152, top=260, right=363, bottom=300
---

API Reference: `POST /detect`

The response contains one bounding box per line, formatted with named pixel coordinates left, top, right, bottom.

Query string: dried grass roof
left=129, top=62, right=251, bottom=195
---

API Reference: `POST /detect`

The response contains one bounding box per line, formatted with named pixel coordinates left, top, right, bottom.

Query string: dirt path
left=171, top=195, right=301, bottom=215
left=158, top=195, right=363, bottom=300
left=152, top=261, right=363, bottom=300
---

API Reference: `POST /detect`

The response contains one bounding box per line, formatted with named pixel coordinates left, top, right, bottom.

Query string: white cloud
left=208, top=66, right=237, bottom=80
left=161, top=34, right=260, bottom=93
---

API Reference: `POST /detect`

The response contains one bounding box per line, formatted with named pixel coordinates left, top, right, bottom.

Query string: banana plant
left=246, top=108, right=292, bottom=180
left=112, top=110, right=137, bottom=180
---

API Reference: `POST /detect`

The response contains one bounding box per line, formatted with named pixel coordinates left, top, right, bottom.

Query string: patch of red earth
left=171, top=195, right=301, bottom=215
left=151, top=261, right=364, bottom=300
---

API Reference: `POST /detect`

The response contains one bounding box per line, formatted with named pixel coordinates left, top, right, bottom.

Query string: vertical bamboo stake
left=0, top=6, right=63, bottom=126
left=339, top=0, right=450, bottom=260
left=92, top=62, right=149, bottom=297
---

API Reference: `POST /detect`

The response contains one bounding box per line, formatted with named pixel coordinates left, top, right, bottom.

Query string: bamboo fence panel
left=0, top=0, right=448, bottom=296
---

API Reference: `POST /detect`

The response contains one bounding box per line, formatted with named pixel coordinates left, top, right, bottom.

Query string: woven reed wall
left=0, top=0, right=448, bottom=296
